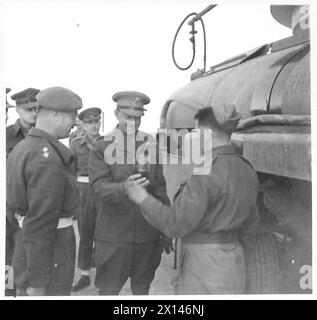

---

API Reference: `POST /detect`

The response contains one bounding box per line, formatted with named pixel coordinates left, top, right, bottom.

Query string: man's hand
left=125, top=174, right=149, bottom=204
left=160, top=235, right=174, bottom=255
left=126, top=173, right=150, bottom=187
left=26, top=286, right=46, bottom=296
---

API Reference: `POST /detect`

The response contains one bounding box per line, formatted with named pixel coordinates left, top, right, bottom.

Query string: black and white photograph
left=1, top=0, right=314, bottom=302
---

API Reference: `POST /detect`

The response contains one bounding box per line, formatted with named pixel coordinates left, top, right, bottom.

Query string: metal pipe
left=188, top=4, right=217, bottom=25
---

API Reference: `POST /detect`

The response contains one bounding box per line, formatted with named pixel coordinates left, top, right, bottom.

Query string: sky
left=1, top=0, right=293, bottom=135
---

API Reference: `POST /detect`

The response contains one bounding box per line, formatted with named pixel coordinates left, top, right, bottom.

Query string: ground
left=71, top=221, right=176, bottom=296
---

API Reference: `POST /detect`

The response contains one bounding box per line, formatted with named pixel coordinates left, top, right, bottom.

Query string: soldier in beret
left=89, top=91, right=172, bottom=295
left=6, top=86, right=82, bottom=296
left=70, top=107, right=102, bottom=292
left=5, top=87, right=40, bottom=296
left=126, top=105, right=259, bottom=294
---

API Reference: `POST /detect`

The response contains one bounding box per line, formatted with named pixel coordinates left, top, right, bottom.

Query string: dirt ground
left=71, top=221, right=176, bottom=296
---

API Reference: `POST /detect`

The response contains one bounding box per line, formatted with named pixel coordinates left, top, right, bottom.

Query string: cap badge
left=133, top=96, right=142, bottom=108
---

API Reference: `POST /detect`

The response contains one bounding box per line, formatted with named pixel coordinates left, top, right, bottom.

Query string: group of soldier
left=5, top=85, right=259, bottom=296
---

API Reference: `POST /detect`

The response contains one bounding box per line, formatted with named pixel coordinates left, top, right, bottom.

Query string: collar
left=28, top=127, right=74, bottom=164
left=13, top=119, right=25, bottom=136
left=212, top=144, right=237, bottom=156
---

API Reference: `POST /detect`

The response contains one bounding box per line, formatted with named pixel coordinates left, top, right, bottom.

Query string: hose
left=172, top=13, right=207, bottom=71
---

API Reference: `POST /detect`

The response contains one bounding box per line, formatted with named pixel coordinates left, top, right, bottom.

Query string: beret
left=11, top=87, right=40, bottom=109
left=112, top=91, right=150, bottom=118
left=37, top=86, right=82, bottom=112
left=78, top=107, right=102, bottom=122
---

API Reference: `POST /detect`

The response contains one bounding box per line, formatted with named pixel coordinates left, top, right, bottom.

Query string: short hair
left=194, top=107, right=222, bottom=131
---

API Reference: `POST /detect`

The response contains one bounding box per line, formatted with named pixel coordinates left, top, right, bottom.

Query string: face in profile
left=115, top=109, right=141, bottom=135
left=57, top=111, right=78, bottom=139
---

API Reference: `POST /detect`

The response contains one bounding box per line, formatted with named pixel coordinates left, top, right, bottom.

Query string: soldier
left=5, top=87, right=15, bottom=296
left=6, top=86, right=82, bottom=296
left=70, top=107, right=102, bottom=292
left=126, top=105, right=260, bottom=294
left=5, top=87, right=40, bottom=296
left=6, top=88, right=40, bottom=156
left=89, top=91, right=172, bottom=295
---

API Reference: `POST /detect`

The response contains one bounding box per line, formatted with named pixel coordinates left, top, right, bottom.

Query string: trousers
left=12, top=225, right=76, bottom=296
left=76, top=182, right=96, bottom=270
left=95, top=240, right=162, bottom=295
left=175, top=241, right=246, bottom=294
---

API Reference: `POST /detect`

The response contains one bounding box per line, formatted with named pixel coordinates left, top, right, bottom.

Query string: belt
left=15, top=214, right=73, bottom=230
left=77, top=176, right=89, bottom=183
left=182, top=229, right=240, bottom=244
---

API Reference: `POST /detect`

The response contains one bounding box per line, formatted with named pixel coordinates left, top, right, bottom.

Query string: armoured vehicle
left=160, top=5, right=311, bottom=293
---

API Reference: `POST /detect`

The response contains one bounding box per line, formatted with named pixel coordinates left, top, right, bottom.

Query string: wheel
left=245, top=233, right=280, bottom=293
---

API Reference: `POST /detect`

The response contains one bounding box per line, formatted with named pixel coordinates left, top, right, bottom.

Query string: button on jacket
left=6, top=128, right=79, bottom=287
left=89, top=128, right=170, bottom=243
left=140, top=145, right=259, bottom=244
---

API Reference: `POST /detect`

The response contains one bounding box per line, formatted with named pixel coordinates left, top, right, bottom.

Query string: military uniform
left=6, top=120, right=27, bottom=293
left=139, top=145, right=259, bottom=293
left=70, top=107, right=101, bottom=291
left=6, top=86, right=82, bottom=295
left=89, top=91, right=170, bottom=295
left=5, top=88, right=40, bottom=296
left=6, top=119, right=27, bottom=263
left=6, top=120, right=28, bottom=156
left=136, top=106, right=259, bottom=294
left=6, top=87, right=41, bottom=157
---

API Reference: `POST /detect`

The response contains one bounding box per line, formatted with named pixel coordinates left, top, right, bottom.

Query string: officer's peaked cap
left=113, top=91, right=150, bottom=118
left=11, top=87, right=40, bottom=109
left=78, top=107, right=102, bottom=122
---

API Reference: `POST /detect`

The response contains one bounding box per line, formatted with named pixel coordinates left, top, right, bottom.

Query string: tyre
left=245, top=233, right=280, bottom=294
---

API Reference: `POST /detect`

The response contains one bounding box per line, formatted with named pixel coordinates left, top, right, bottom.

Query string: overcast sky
left=2, top=0, right=295, bottom=134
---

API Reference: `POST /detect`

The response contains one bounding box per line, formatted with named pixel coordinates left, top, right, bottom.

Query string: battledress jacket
left=6, top=120, right=33, bottom=252
left=139, top=145, right=260, bottom=244
left=6, top=119, right=28, bottom=157
left=89, top=127, right=170, bottom=243
left=6, top=128, right=79, bottom=287
left=70, top=134, right=100, bottom=176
